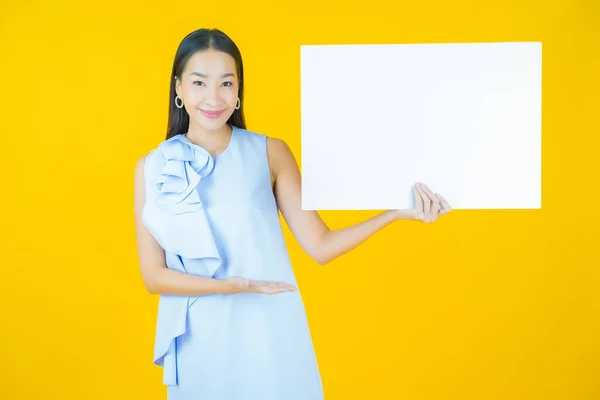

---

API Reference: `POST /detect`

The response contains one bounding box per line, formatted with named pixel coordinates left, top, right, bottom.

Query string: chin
left=194, top=120, right=227, bottom=131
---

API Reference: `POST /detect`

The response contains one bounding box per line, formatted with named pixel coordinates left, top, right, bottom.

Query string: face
left=175, top=49, right=239, bottom=131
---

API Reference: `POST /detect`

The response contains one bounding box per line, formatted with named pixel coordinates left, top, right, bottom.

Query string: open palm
left=228, top=276, right=297, bottom=295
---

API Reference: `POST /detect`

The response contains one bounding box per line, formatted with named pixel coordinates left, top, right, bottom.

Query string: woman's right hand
left=228, top=276, right=298, bottom=295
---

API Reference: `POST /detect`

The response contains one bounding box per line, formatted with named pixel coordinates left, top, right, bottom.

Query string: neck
left=184, top=123, right=232, bottom=156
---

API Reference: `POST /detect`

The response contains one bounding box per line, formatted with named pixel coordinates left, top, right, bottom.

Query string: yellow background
left=1, top=0, right=599, bottom=399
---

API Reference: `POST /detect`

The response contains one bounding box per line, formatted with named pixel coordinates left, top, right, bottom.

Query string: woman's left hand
left=392, top=182, right=452, bottom=223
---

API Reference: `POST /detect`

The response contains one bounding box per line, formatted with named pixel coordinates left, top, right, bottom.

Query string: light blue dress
left=141, top=124, right=324, bottom=399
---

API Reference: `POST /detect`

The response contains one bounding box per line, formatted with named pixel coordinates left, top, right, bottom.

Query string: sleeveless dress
left=141, top=124, right=324, bottom=399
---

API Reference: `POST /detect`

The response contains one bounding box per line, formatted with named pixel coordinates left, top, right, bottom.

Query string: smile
left=200, top=109, right=224, bottom=119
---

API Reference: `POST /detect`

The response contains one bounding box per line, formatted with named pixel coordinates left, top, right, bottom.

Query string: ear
left=174, top=76, right=181, bottom=97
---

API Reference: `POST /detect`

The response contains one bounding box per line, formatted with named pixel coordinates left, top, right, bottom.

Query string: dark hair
left=166, top=28, right=246, bottom=140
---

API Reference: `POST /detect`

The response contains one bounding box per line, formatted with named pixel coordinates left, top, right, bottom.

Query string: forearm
left=318, top=210, right=402, bottom=265
left=147, top=267, right=239, bottom=296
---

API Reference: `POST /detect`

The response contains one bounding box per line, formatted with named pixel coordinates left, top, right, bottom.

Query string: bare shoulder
left=134, top=152, right=153, bottom=197
left=266, top=136, right=295, bottom=167
left=133, top=153, right=150, bottom=217
left=134, top=153, right=149, bottom=180
left=266, top=136, right=297, bottom=188
left=266, top=136, right=290, bottom=151
left=136, top=153, right=148, bottom=169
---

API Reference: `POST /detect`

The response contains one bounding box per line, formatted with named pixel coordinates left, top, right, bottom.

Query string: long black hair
left=166, top=28, right=246, bottom=140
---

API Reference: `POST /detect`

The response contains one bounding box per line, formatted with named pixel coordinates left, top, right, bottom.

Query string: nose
left=204, top=86, right=221, bottom=107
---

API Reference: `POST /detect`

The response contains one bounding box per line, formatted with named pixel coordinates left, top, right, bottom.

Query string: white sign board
left=300, top=42, right=542, bottom=210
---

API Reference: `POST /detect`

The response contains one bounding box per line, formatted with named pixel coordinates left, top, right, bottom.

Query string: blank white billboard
left=300, top=42, right=542, bottom=210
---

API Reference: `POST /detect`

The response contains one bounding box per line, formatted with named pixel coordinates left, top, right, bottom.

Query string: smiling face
left=175, top=49, right=239, bottom=131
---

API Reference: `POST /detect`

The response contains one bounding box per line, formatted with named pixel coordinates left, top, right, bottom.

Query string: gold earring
left=235, top=97, right=240, bottom=110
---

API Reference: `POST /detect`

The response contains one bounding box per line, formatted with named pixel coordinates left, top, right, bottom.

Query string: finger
left=270, top=289, right=293, bottom=295
left=420, top=184, right=441, bottom=215
left=277, top=282, right=297, bottom=291
left=267, top=280, right=294, bottom=288
left=263, top=285, right=296, bottom=295
left=417, top=183, right=431, bottom=220
left=412, top=184, right=424, bottom=219
left=262, top=280, right=280, bottom=285
left=436, top=193, right=452, bottom=215
left=260, top=281, right=296, bottom=292
left=249, top=280, right=275, bottom=290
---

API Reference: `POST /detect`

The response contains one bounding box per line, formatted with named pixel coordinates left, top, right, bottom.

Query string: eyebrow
left=190, top=72, right=235, bottom=78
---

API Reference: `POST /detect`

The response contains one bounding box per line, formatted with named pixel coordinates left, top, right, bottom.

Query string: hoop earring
left=175, top=95, right=184, bottom=109
left=235, top=97, right=240, bottom=110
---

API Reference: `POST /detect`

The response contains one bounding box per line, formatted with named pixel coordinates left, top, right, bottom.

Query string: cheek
left=181, top=87, right=195, bottom=101
left=226, top=91, right=238, bottom=104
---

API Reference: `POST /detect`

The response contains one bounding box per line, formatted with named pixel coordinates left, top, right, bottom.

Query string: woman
left=133, top=28, right=451, bottom=400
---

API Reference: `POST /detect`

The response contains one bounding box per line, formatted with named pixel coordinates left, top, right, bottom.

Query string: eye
left=223, top=81, right=233, bottom=87
left=193, top=81, right=204, bottom=86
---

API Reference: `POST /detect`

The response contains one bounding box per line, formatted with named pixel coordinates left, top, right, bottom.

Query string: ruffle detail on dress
left=141, top=133, right=226, bottom=386
left=142, top=134, right=222, bottom=273
left=155, top=137, right=214, bottom=214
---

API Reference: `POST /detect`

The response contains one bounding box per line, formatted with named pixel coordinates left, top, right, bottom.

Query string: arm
left=267, top=138, right=411, bottom=266
left=134, top=154, right=239, bottom=296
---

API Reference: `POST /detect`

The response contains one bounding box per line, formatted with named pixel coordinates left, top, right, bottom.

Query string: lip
left=200, top=109, right=224, bottom=119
